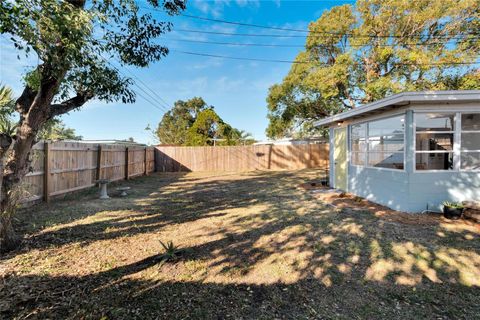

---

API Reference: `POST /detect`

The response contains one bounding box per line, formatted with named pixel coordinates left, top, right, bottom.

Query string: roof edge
left=314, top=90, right=480, bottom=127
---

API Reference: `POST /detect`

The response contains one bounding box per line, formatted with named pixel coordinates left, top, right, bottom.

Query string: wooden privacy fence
left=23, top=141, right=155, bottom=203
left=155, top=144, right=329, bottom=172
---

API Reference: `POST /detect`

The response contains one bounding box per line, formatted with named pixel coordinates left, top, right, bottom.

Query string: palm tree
left=0, top=85, right=17, bottom=136
left=235, top=130, right=254, bottom=145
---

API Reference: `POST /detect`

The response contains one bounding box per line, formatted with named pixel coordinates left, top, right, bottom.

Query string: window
left=461, top=114, right=480, bottom=170
left=415, top=113, right=455, bottom=171
left=367, top=115, right=405, bottom=169
left=350, top=123, right=366, bottom=166
left=350, top=114, right=405, bottom=170
left=415, top=112, right=480, bottom=171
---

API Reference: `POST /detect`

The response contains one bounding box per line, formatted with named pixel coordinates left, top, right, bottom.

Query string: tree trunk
left=0, top=214, right=19, bottom=253
left=0, top=133, right=18, bottom=253
left=0, top=81, right=55, bottom=253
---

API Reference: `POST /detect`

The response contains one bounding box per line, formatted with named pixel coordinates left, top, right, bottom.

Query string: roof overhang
left=314, top=90, right=480, bottom=127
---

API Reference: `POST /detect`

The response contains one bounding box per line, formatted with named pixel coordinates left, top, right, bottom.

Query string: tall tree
left=0, top=0, right=186, bottom=252
left=156, top=97, right=209, bottom=145
left=157, top=97, right=249, bottom=146
left=266, top=0, right=480, bottom=138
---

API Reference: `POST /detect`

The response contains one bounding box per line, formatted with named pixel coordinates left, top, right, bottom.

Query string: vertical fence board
left=20, top=142, right=156, bottom=204
left=43, top=142, right=50, bottom=203
left=154, top=144, right=329, bottom=172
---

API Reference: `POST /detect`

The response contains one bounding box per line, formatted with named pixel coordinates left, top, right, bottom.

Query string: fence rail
left=19, top=142, right=328, bottom=204
left=23, top=141, right=155, bottom=204
left=155, top=144, right=329, bottom=172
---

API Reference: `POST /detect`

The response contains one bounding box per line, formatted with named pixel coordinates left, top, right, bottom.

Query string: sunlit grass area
left=1, top=170, right=479, bottom=319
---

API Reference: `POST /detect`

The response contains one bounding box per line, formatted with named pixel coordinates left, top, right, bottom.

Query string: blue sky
left=0, top=0, right=355, bottom=144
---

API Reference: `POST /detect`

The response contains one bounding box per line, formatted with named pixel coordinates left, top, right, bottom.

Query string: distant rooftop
left=61, top=139, right=146, bottom=146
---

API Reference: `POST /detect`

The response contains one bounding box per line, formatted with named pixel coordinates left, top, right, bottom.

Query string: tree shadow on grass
left=11, top=170, right=318, bottom=252
left=1, top=170, right=480, bottom=319
left=2, top=227, right=479, bottom=319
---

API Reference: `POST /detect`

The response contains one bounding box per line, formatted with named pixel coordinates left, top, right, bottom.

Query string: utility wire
left=120, top=66, right=172, bottom=108
left=165, top=37, right=464, bottom=48
left=175, top=28, right=311, bottom=38
left=174, top=28, right=480, bottom=41
left=139, top=6, right=479, bottom=40
left=98, top=55, right=171, bottom=113
left=171, top=49, right=480, bottom=66
left=176, top=12, right=479, bottom=39
left=171, top=50, right=309, bottom=63
left=167, top=38, right=305, bottom=47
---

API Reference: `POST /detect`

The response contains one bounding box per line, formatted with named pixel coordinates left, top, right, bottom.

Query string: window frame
left=460, top=113, right=480, bottom=172
left=350, top=122, right=367, bottom=167
left=413, top=111, right=480, bottom=173
left=349, top=113, right=406, bottom=172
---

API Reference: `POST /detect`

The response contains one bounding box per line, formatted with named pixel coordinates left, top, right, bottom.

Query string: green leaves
left=37, top=118, right=82, bottom=141
left=266, top=0, right=480, bottom=139
left=0, top=85, right=17, bottom=136
left=1, top=0, right=186, bottom=112
left=156, top=97, right=250, bottom=146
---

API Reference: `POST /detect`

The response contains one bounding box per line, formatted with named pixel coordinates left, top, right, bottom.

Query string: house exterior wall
left=407, top=172, right=480, bottom=212
left=329, top=101, right=480, bottom=213
left=329, top=127, right=335, bottom=188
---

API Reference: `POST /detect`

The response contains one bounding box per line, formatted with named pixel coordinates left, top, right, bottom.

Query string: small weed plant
left=442, top=201, right=464, bottom=209
left=159, top=240, right=181, bottom=261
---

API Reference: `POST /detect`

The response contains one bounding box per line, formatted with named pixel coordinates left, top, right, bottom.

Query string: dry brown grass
left=1, top=170, right=479, bottom=319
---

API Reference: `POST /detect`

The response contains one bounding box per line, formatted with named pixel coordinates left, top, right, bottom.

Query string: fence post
left=144, top=147, right=148, bottom=175
left=96, top=145, right=102, bottom=181
left=308, top=144, right=313, bottom=168
left=43, top=141, right=50, bottom=203
left=125, top=147, right=129, bottom=180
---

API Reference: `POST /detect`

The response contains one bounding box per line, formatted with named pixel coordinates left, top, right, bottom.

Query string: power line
left=175, top=28, right=311, bottom=38
left=176, top=12, right=479, bottom=40
left=171, top=50, right=310, bottom=63
left=165, top=37, right=463, bottom=48
left=97, top=55, right=171, bottom=113
left=139, top=6, right=478, bottom=40
left=171, top=49, right=480, bottom=66
left=120, top=66, right=172, bottom=108
left=167, top=38, right=305, bottom=48
left=173, top=28, right=479, bottom=42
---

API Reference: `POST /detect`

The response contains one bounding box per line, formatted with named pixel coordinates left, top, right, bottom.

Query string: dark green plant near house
left=0, top=0, right=187, bottom=252
left=442, top=201, right=464, bottom=220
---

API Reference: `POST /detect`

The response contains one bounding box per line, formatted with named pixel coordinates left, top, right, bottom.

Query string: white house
left=315, top=90, right=480, bottom=213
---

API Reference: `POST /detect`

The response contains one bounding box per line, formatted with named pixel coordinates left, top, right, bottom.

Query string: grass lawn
left=1, top=170, right=479, bottom=319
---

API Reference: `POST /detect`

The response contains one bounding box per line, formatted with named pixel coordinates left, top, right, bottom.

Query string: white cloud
left=191, top=0, right=261, bottom=18
left=235, top=0, right=260, bottom=7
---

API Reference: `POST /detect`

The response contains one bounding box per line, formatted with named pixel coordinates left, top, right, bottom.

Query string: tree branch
left=49, top=92, right=93, bottom=118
